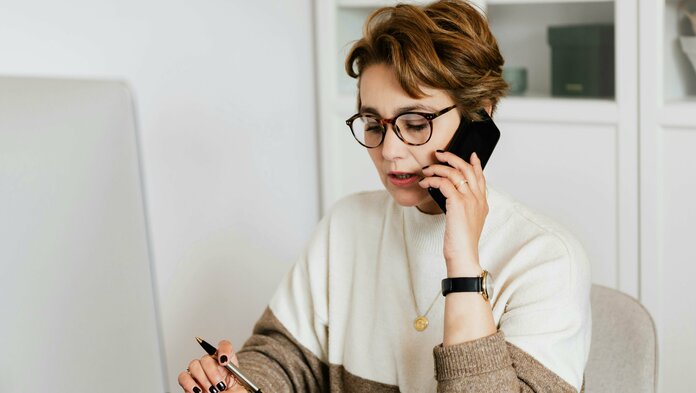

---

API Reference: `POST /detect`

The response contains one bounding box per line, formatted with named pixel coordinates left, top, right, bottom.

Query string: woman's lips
left=387, top=172, right=421, bottom=187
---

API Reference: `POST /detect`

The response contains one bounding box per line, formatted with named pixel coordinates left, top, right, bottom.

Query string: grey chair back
left=584, top=284, right=657, bottom=393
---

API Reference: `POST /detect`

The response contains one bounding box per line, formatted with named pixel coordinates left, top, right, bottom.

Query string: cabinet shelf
left=338, top=0, right=609, bottom=7
left=335, top=92, right=618, bottom=125
left=488, top=0, right=610, bottom=4
left=662, top=98, right=696, bottom=127
left=495, top=96, right=617, bottom=124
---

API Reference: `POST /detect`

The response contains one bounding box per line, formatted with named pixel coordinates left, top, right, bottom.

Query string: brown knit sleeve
left=235, top=307, right=330, bottom=393
left=433, top=331, right=580, bottom=393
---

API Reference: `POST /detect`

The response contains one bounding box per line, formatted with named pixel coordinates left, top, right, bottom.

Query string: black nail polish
left=209, top=386, right=219, bottom=393
left=436, top=149, right=445, bottom=153
left=220, top=355, right=228, bottom=364
left=193, top=387, right=201, bottom=393
left=217, top=381, right=227, bottom=391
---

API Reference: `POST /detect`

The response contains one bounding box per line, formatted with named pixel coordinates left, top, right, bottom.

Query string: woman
left=178, top=1, right=591, bottom=392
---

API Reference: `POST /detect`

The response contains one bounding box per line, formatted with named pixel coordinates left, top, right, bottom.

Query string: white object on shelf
left=680, top=36, right=696, bottom=76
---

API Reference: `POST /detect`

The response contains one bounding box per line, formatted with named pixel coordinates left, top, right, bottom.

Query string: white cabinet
left=640, top=1, right=696, bottom=392
left=313, top=1, right=695, bottom=390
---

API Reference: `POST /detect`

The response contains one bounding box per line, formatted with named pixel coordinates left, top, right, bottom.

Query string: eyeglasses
left=345, top=104, right=457, bottom=148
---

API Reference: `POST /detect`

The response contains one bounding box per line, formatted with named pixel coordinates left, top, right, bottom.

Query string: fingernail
left=473, top=152, right=478, bottom=159
left=421, top=165, right=429, bottom=170
left=436, top=149, right=445, bottom=153
left=209, top=386, right=219, bottom=393
left=193, top=387, right=201, bottom=393
left=216, top=381, right=226, bottom=391
left=219, top=355, right=228, bottom=364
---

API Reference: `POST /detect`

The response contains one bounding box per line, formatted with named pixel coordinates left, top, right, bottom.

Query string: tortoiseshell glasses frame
left=345, top=104, right=458, bottom=148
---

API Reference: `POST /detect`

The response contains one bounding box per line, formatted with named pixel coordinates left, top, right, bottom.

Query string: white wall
left=0, top=1, right=319, bottom=391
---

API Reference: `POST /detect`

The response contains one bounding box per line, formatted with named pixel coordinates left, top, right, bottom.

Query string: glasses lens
left=396, top=114, right=431, bottom=145
left=351, top=116, right=384, bottom=147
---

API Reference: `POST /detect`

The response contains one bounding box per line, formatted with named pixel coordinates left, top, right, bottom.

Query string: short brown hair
left=345, top=0, right=508, bottom=121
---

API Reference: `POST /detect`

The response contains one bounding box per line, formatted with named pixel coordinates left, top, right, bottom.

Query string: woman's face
left=358, top=63, right=462, bottom=214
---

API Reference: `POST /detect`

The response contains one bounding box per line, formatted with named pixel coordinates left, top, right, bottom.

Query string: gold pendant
left=414, top=316, right=429, bottom=332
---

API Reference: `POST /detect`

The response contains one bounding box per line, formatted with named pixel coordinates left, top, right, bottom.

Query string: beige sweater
left=237, top=186, right=591, bottom=392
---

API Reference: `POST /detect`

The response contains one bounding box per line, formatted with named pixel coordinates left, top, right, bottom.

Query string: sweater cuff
left=433, top=330, right=512, bottom=381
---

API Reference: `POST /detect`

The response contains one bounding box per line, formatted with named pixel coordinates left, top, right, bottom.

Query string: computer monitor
left=0, top=77, right=167, bottom=392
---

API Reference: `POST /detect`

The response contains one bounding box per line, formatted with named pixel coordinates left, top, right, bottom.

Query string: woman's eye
left=365, top=124, right=382, bottom=133
left=405, top=123, right=427, bottom=132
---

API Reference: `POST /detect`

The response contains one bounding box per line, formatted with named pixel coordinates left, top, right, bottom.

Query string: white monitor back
left=0, top=77, right=166, bottom=392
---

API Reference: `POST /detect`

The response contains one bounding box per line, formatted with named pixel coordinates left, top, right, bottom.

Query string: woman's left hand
left=419, top=150, right=489, bottom=276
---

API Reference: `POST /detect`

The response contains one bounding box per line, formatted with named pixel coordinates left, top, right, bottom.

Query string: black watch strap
left=441, top=277, right=482, bottom=296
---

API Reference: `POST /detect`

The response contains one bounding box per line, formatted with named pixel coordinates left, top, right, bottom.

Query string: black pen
left=196, top=337, right=263, bottom=393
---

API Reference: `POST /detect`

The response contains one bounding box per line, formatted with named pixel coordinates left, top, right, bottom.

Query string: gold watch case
left=482, top=270, right=495, bottom=301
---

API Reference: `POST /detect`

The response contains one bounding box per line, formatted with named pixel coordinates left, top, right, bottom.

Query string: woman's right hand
left=178, top=339, right=246, bottom=393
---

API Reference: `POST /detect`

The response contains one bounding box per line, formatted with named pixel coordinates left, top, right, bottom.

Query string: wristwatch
left=441, top=270, right=494, bottom=301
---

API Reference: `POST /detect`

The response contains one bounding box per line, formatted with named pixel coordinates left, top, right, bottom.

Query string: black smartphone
left=427, top=109, right=501, bottom=213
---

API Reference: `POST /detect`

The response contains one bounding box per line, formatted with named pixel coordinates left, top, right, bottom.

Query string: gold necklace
left=412, top=289, right=441, bottom=332
left=404, top=215, right=442, bottom=332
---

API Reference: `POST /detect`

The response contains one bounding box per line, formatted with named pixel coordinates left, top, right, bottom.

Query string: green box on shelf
left=547, top=24, right=615, bottom=98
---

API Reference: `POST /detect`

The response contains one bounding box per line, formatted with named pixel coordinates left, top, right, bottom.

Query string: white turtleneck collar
left=403, top=202, right=447, bottom=255
left=401, top=185, right=508, bottom=254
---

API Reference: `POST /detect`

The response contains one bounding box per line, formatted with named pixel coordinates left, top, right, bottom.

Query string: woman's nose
left=381, top=124, right=406, bottom=160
